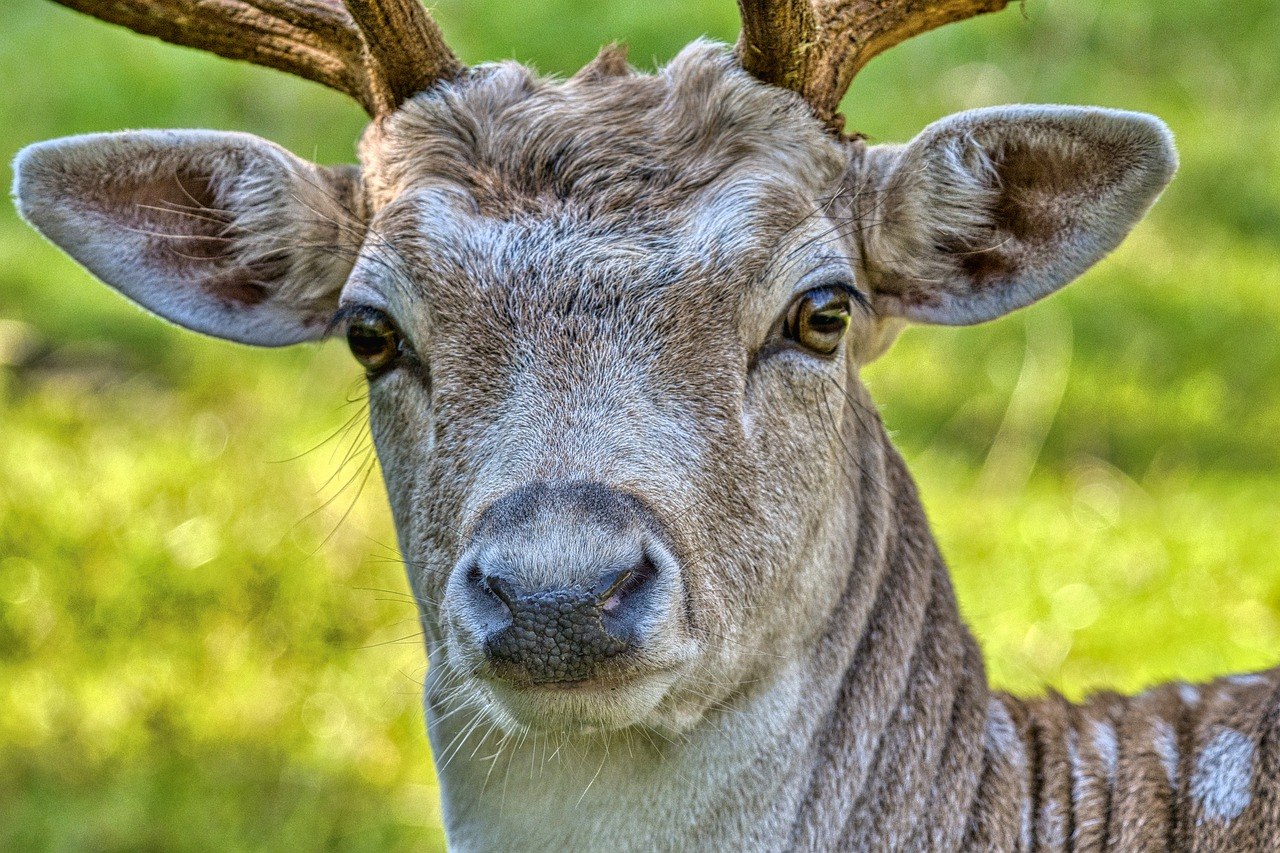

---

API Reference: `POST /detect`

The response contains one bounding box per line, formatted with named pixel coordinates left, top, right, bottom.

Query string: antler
left=48, top=0, right=464, bottom=116
left=737, top=0, right=1011, bottom=131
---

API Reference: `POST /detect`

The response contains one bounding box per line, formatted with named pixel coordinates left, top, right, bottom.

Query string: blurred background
left=2, top=0, right=1278, bottom=848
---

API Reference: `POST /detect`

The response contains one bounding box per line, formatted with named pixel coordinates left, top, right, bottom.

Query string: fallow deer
left=14, top=0, right=1279, bottom=849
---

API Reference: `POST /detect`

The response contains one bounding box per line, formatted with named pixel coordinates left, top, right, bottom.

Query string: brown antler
left=736, top=0, right=1011, bottom=131
left=48, top=0, right=464, bottom=116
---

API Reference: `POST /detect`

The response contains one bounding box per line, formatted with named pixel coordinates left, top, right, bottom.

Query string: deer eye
left=344, top=308, right=403, bottom=374
left=783, top=287, right=853, bottom=356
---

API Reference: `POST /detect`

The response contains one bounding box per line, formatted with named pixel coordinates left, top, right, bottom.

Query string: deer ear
left=13, top=130, right=364, bottom=346
left=858, top=106, right=1176, bottom=325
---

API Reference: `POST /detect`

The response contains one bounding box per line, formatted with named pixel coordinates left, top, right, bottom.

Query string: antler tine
left=737, top=0, right=1011, bottom=131
left=48, top=0, right=464, bottom=117
left=736, top=0, right=818, bottom=95
left=343, top=0, right=465, bottom=111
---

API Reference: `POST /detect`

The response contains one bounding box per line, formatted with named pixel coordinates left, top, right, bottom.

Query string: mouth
left=483, top=655, right=657, bottom=690
left=530, top=675, right=630, bottom=692
left=473, top=664, right=682, bottom=733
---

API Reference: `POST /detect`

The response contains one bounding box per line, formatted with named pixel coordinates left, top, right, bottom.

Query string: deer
left=12, top=0, right=1280, bottom=849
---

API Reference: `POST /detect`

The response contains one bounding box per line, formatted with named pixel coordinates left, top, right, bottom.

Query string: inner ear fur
left=856, top=105, right=1177, bottom=326
left=14, top=130, right=365, bottom=346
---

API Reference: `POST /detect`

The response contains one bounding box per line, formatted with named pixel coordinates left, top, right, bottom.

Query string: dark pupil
left=807, top=307, right=848, bottom=334
left=804, top=289, right=851, bottom=333
left=348, top=323, right=392, bottom=359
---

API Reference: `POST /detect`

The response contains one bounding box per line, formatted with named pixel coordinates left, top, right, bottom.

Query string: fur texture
left=14, top=40, right=1258, bottom=851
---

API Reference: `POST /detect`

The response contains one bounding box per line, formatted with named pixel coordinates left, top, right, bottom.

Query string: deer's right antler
left=736, top=0, right=1011, bottom=132
left=49, top=0, right=465, bottom=116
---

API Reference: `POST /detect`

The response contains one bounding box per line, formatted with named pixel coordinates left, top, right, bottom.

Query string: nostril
left=596, top=554, right=659, bottom=616
left=466, top=561, right=516, bottom=613
left=485, top=574, right=516, bottom=610
left=599, top=568, right=633, bottom=615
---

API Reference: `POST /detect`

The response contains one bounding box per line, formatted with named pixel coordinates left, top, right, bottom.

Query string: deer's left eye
left=783, top=287, right=853, bottom=356
left=345, top=309, right=403, bottom=374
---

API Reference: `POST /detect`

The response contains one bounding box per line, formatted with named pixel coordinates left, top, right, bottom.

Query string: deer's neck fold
left=784, top=436, right=994, bottom=848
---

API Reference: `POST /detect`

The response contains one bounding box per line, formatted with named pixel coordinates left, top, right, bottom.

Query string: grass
left=2, top=0, right=1279, bottom=848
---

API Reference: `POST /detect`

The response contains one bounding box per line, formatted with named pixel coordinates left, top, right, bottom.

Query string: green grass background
left=2, top=0, right=1278, bottom=848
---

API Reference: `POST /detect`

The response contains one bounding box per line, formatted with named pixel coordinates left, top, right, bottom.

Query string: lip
left=483, top=655, right=688, bottom=693
left=457, top=658, right=690, bottom=734
left=479, top=663, right=646, bottom=694
left=524, top=674, right=638, bottom=693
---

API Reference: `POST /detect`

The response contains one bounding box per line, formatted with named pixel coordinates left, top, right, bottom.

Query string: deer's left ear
left=857, top=106, right=1176, bottom=325
left=14, top=130, right=364, bottom=346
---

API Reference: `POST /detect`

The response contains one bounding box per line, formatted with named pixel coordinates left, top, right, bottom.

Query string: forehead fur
left=358, top=40, right=850, bottom=221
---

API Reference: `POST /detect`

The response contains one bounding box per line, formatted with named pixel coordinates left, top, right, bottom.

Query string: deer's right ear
left=13, top=130, right=364, bottom=346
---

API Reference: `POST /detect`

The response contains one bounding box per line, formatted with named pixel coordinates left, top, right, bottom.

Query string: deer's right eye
left=345, top=309, right=403, bottom=374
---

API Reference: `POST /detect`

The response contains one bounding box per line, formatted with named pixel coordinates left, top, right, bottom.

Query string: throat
left=428, top=656, right=824, bottom=851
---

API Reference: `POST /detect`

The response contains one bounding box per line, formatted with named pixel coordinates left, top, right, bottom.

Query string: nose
left=451, top=482, right=673, bottom=685
left=466, top=552, right=659, bottom=683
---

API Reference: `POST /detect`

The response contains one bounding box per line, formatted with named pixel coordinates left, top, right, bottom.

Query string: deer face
left=14, top=43, right=1175, bottom=735
left=356, top=48, right=869, bottom=733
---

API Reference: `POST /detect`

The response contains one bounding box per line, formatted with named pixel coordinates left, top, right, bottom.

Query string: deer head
left=13, top=0, right=1175, bottom=742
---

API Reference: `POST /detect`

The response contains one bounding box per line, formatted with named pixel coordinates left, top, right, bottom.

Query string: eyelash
left=327, top=304, right=382, bottom=337
left=827, top=281, right=872, bottom=314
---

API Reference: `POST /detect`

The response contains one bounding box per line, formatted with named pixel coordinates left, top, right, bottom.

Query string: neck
left=783, top=438, right=994, bottom=849
left=427, top=420, right=995, bottom=851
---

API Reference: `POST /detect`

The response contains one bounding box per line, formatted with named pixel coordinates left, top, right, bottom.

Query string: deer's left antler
left=736, top=0, right=1011, bottom=131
